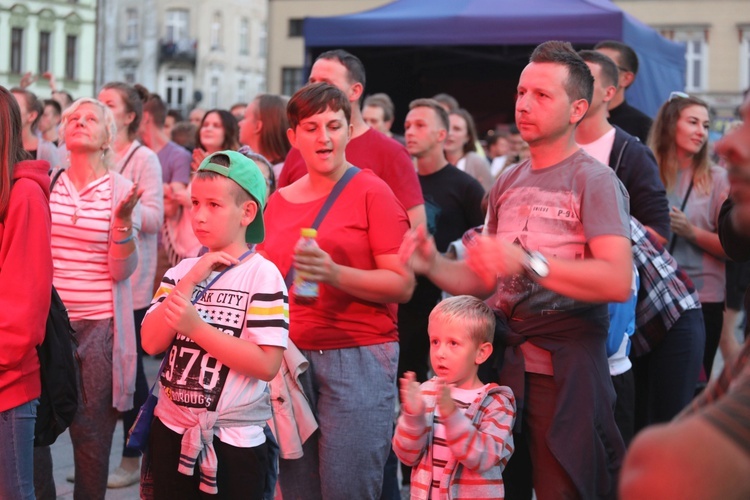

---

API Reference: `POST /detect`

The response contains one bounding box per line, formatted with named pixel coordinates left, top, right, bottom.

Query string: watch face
left=527, top=252, right=549, bottom=278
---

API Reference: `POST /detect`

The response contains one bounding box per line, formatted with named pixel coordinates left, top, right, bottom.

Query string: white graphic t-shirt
left=150, top=253, right=289, bottom=447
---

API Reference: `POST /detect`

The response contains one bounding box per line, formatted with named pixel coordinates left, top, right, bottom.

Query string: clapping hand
left=466, top=234, right=525, bottom=286
left=399, top=372, right=425, bottom=416
left=399, top=224, right=438, bottom=275
left=435, top=378, right=457, bottom=418
left=191, top=148, right=208, bottom=172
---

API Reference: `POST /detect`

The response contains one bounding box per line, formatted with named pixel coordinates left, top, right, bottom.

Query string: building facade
left=0, top=0, right=97, bottom=100
left=267, top=0, right=390, bottom=96
left=95, top=0, right=267, bottom=114
left=615, top=0, right=750, bottom=119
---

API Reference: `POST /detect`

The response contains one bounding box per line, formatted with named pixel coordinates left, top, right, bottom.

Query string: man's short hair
left=430, top=295, right=496, bottom=345
left=408, top=98, right=450, bottom=131
left=579, top=50, right=619, bottom=90
left=316, top=49, right=366, bottom=90
left=432, top=93, right=460, bottom=112
left=43, top=99, right=62, bottom=117
left=530, top=41, right=594, bottom=105
left=171, top=121, right=197, bottom=150
left=143, top=93, right=167, bottom=127
left=52, top=90, right=74, bottom=108
left=363, top=93, right=395, bottom=123
left=594, top=40, right=640, bottom=76
left=287, top=82, right=352, bottom=130
left=486, top=131, right=508, bottom=147
left=11, top=87, right=43, bottom=131
left=167, top=109, right=184, bottom=123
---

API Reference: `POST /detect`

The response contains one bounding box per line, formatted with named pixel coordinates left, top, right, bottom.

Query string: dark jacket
left=608, top=100, right=653, bottom=144
left=718, top=198, right=750, bottom=313
left=608, top=126, right=670, bottom=240
left=497, top=309, right=625, bottom=499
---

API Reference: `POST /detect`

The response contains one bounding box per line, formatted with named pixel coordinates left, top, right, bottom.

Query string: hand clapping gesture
left=399, top=224, right=438, bottom=275
left=399, top=372, right=425, bottom=416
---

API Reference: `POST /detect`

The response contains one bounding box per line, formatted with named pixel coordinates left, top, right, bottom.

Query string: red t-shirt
left=259, top=170, right=409, bottom=350
left=278, top=128, right=424, bottom=211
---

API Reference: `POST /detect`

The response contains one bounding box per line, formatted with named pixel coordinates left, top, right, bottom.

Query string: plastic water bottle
left=293, top=228, right=319, bottom=305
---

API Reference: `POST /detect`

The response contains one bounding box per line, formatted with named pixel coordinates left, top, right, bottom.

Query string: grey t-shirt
left=667, top=166, right=729, bottom=303
left=486, top=148, right=630, bottom=321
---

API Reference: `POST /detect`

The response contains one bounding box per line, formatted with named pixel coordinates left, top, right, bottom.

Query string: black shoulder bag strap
left=118, top=144, right=143, bottom=175
left=284, top=166, right=360, bottom=289
left=668, top=176, right=695, bottom=255
left=49, top=168, right=65, bottom=191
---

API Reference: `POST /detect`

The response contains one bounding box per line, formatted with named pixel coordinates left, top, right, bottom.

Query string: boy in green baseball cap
left=141, top=150, right=288, bottom=498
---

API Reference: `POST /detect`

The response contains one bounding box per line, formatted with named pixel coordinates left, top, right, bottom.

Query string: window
left=282, top=67, right=304, bottom=96
left=10, top=28, right=23, bottom=74
left=259, top=25, right=267, bottom=59
left=209, top=76, right=220, bottom=108
left=126, top=8, right=138, bottom=44
left=237, top=78, right=247, bottom=103
left=288, top=19, right=303, bottom=38
left=165, top=74, right=187, bottom=110
left=38, top=31, right=51, bottom=74
left=673, top=29, right=708, bottom=92
left=65, top=35, right=77, bottom=80
left=239, top=18, right=249, bottom=55
left=210, top=12, right=222, bottom=51
left=165, top=73, right=187, bottom=111
left=165, top=9, right=189, bottom=42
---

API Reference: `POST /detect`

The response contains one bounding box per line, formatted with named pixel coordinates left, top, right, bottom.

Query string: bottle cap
left=300, top=228, right=317, bottom=238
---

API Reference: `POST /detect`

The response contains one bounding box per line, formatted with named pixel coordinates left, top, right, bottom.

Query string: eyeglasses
left=669, top=91, right=690, bottom=102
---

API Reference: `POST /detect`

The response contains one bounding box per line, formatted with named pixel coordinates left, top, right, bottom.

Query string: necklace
left=65, top=167, right=107, bottom=224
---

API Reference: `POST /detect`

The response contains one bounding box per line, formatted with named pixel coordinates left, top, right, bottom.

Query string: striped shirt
left=431, top=386, right=485, bottom=498
left=150, top=253, right=289, bottom=448
left=394, top=378, right=515, bottom=499
left=50, top=172, right=114, bottom=320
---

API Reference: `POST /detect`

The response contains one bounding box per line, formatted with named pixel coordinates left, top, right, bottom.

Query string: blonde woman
left=649, top=93, right=729, bottom=381
left=48, top=98, right=142, bottom=498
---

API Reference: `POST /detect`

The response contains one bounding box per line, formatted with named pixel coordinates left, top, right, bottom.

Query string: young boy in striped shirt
left=141, top=150, right=288, bottom=498
left=394, top=296, right=516, bottom=499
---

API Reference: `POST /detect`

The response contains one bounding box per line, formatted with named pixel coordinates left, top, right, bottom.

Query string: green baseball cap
left=197, top=150, right=267, bottom=243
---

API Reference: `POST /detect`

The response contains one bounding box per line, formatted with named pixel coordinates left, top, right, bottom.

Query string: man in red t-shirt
left=277, top=49, right=426, bottom=229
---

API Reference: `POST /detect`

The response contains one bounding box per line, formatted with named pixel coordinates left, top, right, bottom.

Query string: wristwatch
left=523, top=250, right=549, bottom=279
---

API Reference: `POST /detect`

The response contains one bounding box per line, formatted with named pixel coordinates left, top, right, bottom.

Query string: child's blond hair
left=430, top=295, right=495, bottom=345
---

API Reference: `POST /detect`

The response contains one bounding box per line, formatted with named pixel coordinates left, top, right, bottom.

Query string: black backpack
left=34, top=287, right=79, bottom=446
left=35, top=169, right=80, bottom=446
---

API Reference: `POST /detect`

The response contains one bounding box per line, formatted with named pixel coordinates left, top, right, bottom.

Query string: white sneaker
left=107, top=466, right=140, bottom=488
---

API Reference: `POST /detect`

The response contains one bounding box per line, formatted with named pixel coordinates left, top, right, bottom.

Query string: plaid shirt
left=630, top=217, right=701, bottom=356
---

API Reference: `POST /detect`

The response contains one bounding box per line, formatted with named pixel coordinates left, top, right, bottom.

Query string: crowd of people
left=1, top=37, right=750, bottom=500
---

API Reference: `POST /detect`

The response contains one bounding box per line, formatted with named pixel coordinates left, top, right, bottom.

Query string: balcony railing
left=159, top=38, right=197, bottom=66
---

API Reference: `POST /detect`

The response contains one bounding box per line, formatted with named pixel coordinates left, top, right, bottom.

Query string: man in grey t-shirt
left=401, top=41, right=632, bottom=499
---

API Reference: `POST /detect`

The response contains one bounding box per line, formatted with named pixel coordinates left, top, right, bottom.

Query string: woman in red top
left=0, top=85, right=53, bottom=500
left=260, top=83, right=414, bottom=499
